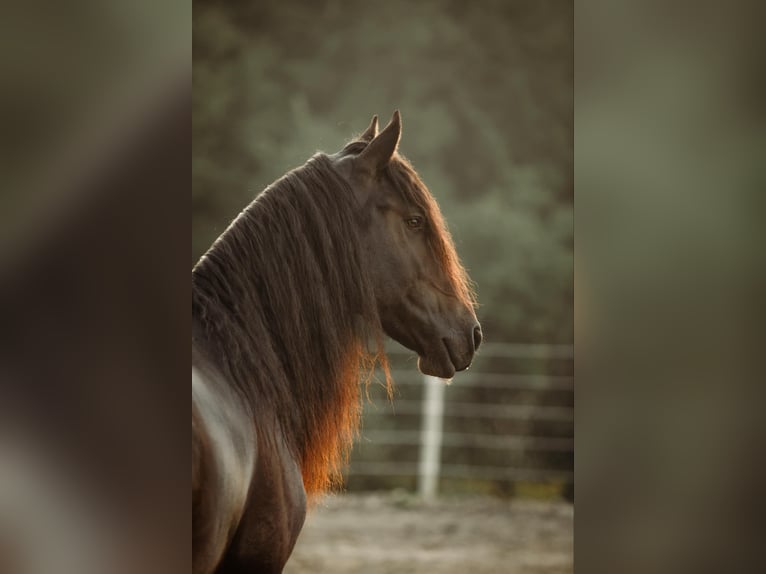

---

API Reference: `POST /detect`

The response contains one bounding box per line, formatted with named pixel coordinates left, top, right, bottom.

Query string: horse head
left=335, top=111, right=482, bottom=379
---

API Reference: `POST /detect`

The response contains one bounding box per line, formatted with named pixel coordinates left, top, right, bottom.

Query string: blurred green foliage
left=193, top=0, right=572, bottom=343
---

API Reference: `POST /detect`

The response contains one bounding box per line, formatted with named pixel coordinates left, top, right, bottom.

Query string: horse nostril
left=473, top=325, right=483, bottom=351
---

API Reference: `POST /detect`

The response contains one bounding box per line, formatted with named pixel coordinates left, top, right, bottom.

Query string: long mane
left=192, top=145, right=473, bottom=497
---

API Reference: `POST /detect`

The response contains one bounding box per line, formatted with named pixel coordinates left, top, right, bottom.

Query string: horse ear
left=356, top=110, right=401, bottom=173
left=359, top=115, right=378, bottom=142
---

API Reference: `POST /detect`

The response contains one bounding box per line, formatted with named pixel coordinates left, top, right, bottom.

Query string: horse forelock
left=341, top=138, right=476, bottom=311
left=385, top=156, right=477, bottom=310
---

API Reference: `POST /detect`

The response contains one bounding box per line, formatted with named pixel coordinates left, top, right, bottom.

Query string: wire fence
left=343, top=343, right=574, bottom=499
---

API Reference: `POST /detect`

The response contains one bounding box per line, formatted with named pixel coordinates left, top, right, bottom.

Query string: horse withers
left=192, top=111, right=481, bottom=573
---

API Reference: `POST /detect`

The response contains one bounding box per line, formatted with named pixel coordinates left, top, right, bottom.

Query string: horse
left=192, top=111, right=482, bottom=573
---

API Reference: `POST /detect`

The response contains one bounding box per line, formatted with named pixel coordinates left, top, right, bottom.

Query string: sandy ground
left=284, top=492, right=573, bottom=574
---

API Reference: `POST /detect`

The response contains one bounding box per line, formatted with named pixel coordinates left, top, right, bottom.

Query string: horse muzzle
left=417, top=320, right=482, bottom=379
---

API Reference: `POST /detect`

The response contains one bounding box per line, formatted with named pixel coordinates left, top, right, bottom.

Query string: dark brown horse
left=192, top=111, right=481, bottom=573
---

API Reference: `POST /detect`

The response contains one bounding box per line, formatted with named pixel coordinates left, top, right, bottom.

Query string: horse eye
left=405, top=216, right=423, bottom=230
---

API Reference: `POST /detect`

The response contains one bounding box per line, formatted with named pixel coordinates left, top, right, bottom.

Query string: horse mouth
left=417, top=354, right=455, bottom=379
left=416, top=339, right=471, bottom=380
left=444, top=338, right=473, bottom=372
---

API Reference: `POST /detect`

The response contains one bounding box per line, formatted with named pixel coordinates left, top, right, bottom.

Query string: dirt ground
left=284, top=492, right=573, bottom=574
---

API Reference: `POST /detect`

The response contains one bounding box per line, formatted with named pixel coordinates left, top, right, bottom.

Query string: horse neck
left=192, top=170, right=377, bottom=493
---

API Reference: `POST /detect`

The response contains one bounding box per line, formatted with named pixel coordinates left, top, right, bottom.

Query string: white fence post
left=418, top=375, right=446, bottom=501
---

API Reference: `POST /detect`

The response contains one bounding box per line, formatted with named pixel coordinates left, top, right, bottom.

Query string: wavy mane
left=192, top=154, right=386, bottom=496
left=192, top=143, right=473, bottom=498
